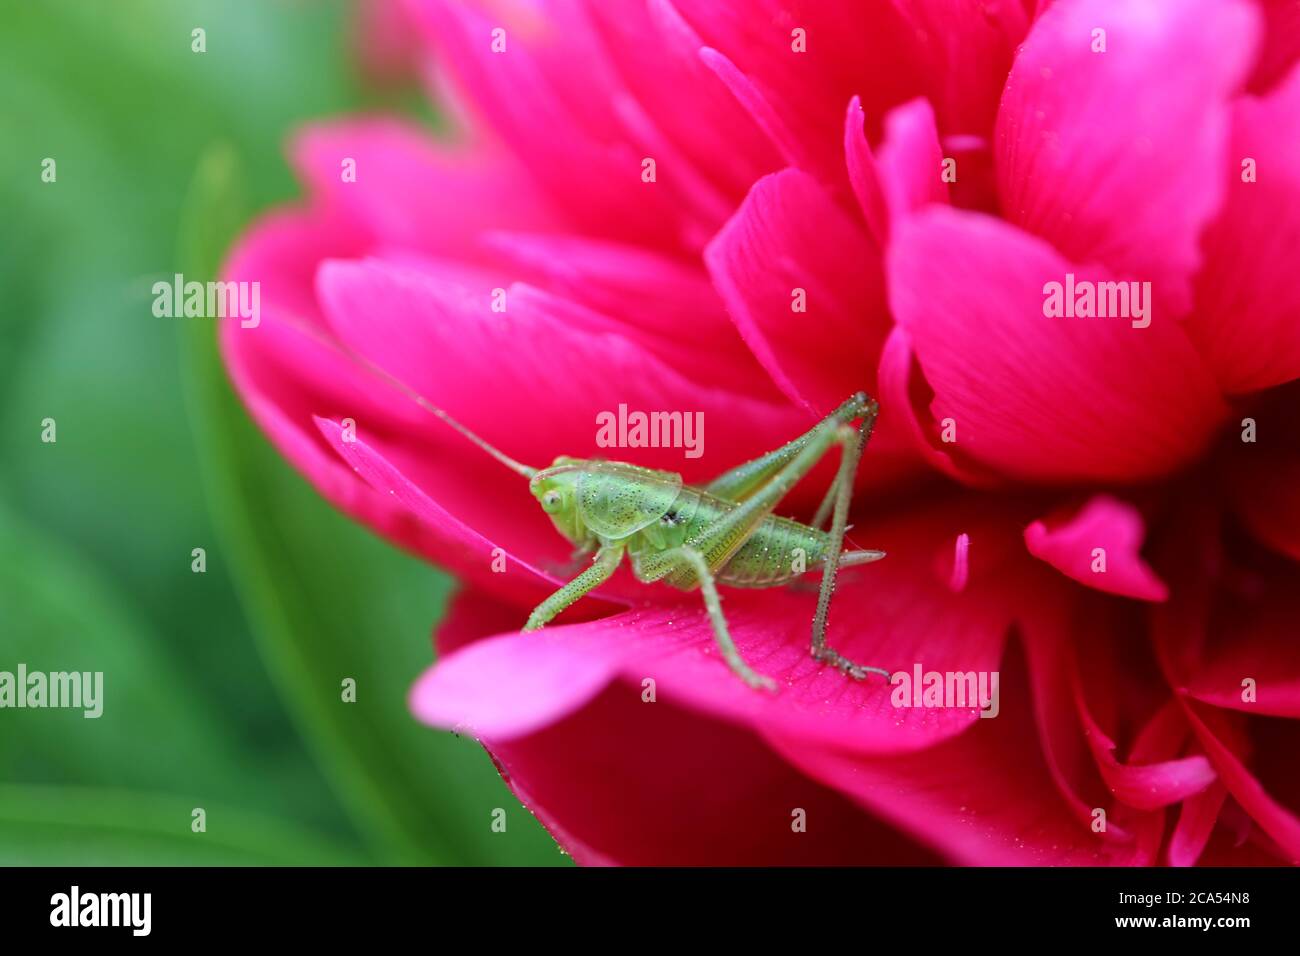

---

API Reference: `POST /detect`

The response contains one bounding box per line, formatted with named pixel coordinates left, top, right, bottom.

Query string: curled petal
left=1024, top=495, right=1170, bottom=601
left=1074, top=695, right=1216, bottom=811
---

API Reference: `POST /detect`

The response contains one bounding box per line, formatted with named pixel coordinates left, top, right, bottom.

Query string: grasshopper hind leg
left=664, top=546, right=776, bottom=692
left=810, top=415, right=893, bottom=683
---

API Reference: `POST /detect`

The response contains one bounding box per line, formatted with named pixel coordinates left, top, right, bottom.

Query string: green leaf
left=0, top=503, right=238, bottom=795
left=0, top=785, right=362, bottom=866
left=0, top=495, right=359, bottom=851
left=0, top=0, right=360, bottom=842
left=176, top=145, right=565, bottom=866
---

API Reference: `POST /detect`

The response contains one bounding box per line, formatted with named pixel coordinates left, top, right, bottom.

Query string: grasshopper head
left=530, top=457, right=684, bottom=544
left=529, top=459, right=588, bottom=545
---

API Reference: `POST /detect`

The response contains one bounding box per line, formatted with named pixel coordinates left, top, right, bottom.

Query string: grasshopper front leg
left=523, top=544, right=624, bottom=631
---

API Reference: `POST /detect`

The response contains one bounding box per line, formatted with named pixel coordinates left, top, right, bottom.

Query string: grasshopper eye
left=541, top=490, right=563, bottom=513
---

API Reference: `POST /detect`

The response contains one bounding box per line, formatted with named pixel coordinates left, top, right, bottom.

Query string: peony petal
left=1180, top=699, right=1300, bottom=862
left=479, top=230, right=771, bottom=395
left=703, top=169, right=889, bottom=413
left=1250, top=0, right=1300, bottom=92
left=1074, top=693, right=1216, bottom=811
left=1249, top=714, right=1300, bottom=858
left=873, top=97, right=949, bottom=223
left=482, top=684, right=944, bottom=865
left=1188, top=65, right=1300, bottom=394
left=313, top=256, right=808, bottom=488
left=996, top=0, right=1259, bottom=314
left=433, top=586, right=527, bottom=658
left=418, top=585, right=935, bottom=864
left=1183, top=569, right=1300, bottom=718
left=1153, top=515, right=1300, bottom=717
left=1169, top=779, right=1228, bottom=867
left=1195, top=793, right=1300, bottom=864
left=882, top=0, right=1028, bottom=134
left=697, top=45, right=810, bottom=173
left=410, top=626, right=620, bottom=740
left=886, top=206, right=1228, bottom=483
left=220, top=211, right=618, bottom=605
left=1018, top=582, right=1137, bottom=842
left=587, top=0, right=783, bottom=201
left=1223, top=380, right=1300, bottom=561
left=702, top=169, right=923, bottom=491
left=1151, top=536, right=1300, bottom=863
left=844, top=96, right=949, bottom=244
left=291, top=118, right=560, bottom=260
left=1227, top=451, right=1300, bottom=563
left=411, top=499, right=1026, bottom=756
left=312, top=416, right=597, bottom=606
left=413, top=590, right=935, bottom=868
left=678, top=0, right=929, bottom=183
left=844, top=96, right=888, bottom=245
left=1024, top=494, right=1170, bottom=601
left=224, top=215, right=790, bottom=607
left=1148, top=502, right=1223, bottom=689
left=420, top=589, right=943, bottom=865
left=1071, top=589, right=1214, bottom=789
left=404, top=0, right=709, bottom=249
left=766, top=640, right=1141, bottom=865
left=219, top=211, right=547, bottom=599
left=875, top=325, right=1002, bottom=487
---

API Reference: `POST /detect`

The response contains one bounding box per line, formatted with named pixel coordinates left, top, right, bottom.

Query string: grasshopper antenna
left=261, top=310, right=539, bottom=479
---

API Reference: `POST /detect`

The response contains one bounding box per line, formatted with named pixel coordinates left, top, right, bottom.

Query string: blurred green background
left=0, top=0, right=563, bottom=865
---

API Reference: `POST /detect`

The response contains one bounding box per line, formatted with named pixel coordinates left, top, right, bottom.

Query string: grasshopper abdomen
left=631, top=485, right=829, bottom=589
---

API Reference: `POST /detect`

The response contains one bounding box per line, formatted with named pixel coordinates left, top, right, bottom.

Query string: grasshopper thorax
left=530, top=456, right=685, bottom=544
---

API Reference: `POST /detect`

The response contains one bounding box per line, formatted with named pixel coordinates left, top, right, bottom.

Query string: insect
left=278, top=316, right=892, bottom=691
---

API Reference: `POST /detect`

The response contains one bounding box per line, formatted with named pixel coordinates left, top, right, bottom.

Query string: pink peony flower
left=221, top=0, right=1300, bottom=865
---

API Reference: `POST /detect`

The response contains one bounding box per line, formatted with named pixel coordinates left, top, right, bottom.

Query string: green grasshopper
left=428, top=391, right=890, bottom=691
left=283, top=316, right=890, bottom=691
